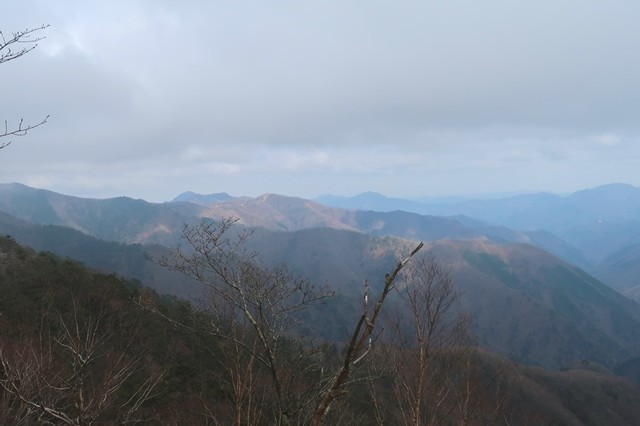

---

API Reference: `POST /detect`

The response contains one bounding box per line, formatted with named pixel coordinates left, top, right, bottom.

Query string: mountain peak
left=171, top=191, right=233, bottom=205
left=354, top=191, right=388, bottom=198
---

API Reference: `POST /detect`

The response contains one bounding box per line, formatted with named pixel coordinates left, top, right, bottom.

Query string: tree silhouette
left=0, top=25, right=49, bottom=149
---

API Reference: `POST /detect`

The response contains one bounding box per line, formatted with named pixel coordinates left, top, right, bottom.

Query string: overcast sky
left=1, top=1, right=639, bottom=202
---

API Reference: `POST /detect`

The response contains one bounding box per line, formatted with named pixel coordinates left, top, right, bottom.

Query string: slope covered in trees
left=4, top=203, right=640, bottom=371
left=3, top=237, right=640, bottom=424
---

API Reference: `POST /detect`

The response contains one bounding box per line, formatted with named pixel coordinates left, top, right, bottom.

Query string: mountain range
left=1, top=182, right=640, bottom=371
left=315, top=184, right=640, bottom=259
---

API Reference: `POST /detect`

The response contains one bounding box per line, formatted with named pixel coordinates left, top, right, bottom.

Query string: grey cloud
left=2, top=1, right=640, bottom=199
left=56, top=2, right=640, bottom=140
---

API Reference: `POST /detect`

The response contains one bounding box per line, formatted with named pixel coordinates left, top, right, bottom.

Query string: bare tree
left=0, top=294, right=164, bottom=425
left=310, top=242, right=424, bottom=425
left=389, top=255, right=472, bottom=425
left=0, top=25, right=49, bottom=149
left=364, top=254, right=510, bottom=426
left=199, top=292, right=270, bottom=425
left=151, top=217, right=425, bottom=425
left=156, top=218, right=334, bottom=425
left=0, top=334, right=57, bottom=425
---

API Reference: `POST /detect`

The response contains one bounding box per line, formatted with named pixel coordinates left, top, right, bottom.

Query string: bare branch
left=0, top=116, right=49, bottom=148
left=0, top=25, right=50, bottom=147
left=0, top=25, right=49, bottom=65
left=154, top=218, right=335, bottom=424
left=311, top=241, right=424, bottom=425
left=1, top=291, right=163, bottom=424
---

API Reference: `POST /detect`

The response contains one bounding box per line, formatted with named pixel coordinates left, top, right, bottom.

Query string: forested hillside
left=3, top=236, right=640, bottom=424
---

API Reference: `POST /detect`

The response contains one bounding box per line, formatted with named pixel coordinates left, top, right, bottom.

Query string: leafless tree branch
left=0, top=25, right=49, bottom=65
left=311, top=241, right=424, bottom=425
left=0, top=24, right=50, bottom=148
left=155, top=218, right=335, bottom=425
left=0, top=292, right=164, bottom=425
left=1, top=116, right=50, bottom=149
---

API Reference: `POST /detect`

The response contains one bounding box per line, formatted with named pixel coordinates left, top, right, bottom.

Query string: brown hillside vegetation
left=3, top=236, right=640, bottom=424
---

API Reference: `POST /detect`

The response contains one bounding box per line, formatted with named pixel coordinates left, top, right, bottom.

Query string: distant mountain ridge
left=171, top=191, right=235, bottom=205
left=0, top=184, right=508, bottom=247
left=0, top=183, right=203, bottom=245
left=316, top=183, right=640, bottom=231
left=2, top=182, right=640, bottom=370
left=0, top=182, right=624, bottom=273
left=163, top=182, right=640, bottom=304
left=163, top=189, right=590, bottom=265
left=2, top=203, right=639, bottom=369
left=316, top=183, right=640, bottom=269
left=315, top=191, right=427, bottom=212
left=0, top=183, right=637, bottom=275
